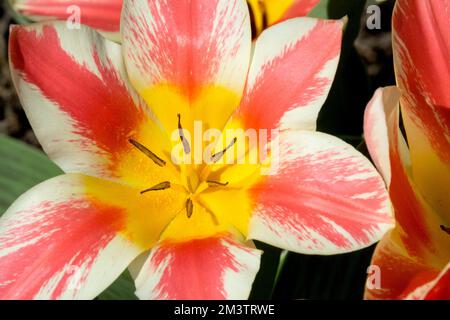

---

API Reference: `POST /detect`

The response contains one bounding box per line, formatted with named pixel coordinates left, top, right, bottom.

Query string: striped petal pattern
left=121, top=0, right=251, bottom=97
left=248, top=130, right=393, bottom=255
left=134, top=235, right=261, bottom=300
left=0, top=174, right=144, bottom=300
left=121, top=0, right=252, bottom=137
left=403, top=263, right=450, bottom=300
left=11, top=0, right=122, bottom=40
left=363, top=87, right=450, bottom=299
left=393, top=0, right=450, bottom=220
left=236, top=17, right=343, bottom=132
left=9, top=22, right=172, bottom=187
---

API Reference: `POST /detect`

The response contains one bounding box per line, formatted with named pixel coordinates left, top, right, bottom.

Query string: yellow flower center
left=114, top=85, right=267, bottom=246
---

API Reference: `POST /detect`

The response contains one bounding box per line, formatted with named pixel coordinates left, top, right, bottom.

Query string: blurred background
left=0, top=0, right=397, bottom=299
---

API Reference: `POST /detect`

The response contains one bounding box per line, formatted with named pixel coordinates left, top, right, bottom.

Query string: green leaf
left=96, top=270, right=138, bottom=300
left=309, top=0, right=331, bottom=18
left=5, top=0, right=32, bottom=25
left=0, top=134, right=62, bottom=214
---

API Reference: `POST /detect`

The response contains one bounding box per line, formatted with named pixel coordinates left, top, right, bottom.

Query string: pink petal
left=134, top=235, right=261, bottom=300
left=9, top=23, right=165, bottom=182
left=393, top=0, right=450, bottom=217
left=364, top=231, right=439, bottom=300
left=236, top=17, right=342, bottom=132
left=364, top=87, right=437, bottom=255
left=403, top=263, right=450, bottom=300
left=121, top=0, right=251, bottom=98
left=363, top=88, right=450, bottom=299
left=0, top=174, right=143, bottom=299
left=248, top=130, right=393, bottom=255
left=13, top=0, right=122, bottom=36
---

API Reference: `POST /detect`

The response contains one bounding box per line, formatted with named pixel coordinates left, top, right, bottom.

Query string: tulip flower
left=364, top=0, right=450, bottom=300
left=9, top=0, right=320, bottom=40
left=1, top=0, right=392, bottom=300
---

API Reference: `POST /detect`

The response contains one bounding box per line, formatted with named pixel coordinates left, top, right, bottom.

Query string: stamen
left=186, top=198, right=193, bottom=218
left=259, top=0, right=268, bottom=30
left=141, top=181, right=171, bottom=194
left=440, top=225, right=450, bottom=235
left=247, top=1, right=257, bottom=39
left=206, top=180, right=229, bottom=187
left=129, top=139, right=166, bottom=167
left=177, top=114, right=191, bottom=154
left=211, top=137, right=237, bottom=163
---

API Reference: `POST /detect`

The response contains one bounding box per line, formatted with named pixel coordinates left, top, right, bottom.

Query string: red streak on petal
left=366, top=234, right=437, bottom=300
left=251, top=142, right=389, bottom=249
left=126, top=0, right=245, bottom=100
left=423, top=268, right=450, bottom=299
left=239, top=20, right=340, bottom=130
left=9, top=25, right=144, bottom=172
left=0, top=199, right=125, bottom=299
left=150, top=236, right=245, bottom=299
left=18, top=0, right=122, bottom=32
left=388, top=116, right=434, bottom=255
left=394, top=0, right=450, bottom=162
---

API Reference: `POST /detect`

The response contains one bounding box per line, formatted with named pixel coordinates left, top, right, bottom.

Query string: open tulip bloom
left=9, top=0, right=320, bottom=40
left=364, top=0, right=450, bottom=300
left=0, top=0, right=393, bottom=300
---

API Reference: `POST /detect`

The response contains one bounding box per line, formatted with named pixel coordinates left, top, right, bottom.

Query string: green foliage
left=0, top=134, right=62, bottom=214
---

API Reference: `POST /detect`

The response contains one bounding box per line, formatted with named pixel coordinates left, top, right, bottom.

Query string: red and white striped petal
left=403, top=263, right=450, bottom=300
left=12, top=0, right=122, bottom=40
left=121, top=0, right=251, bottom=98
left=9, top=22, right=164, bottom=182
left=134, top=235, right=261, bottom=300
left=364, top=87, right=404, bottom=186
left=393, top=0, right=450, bottom=219
left=364, top=230, right=439, bottom=300
left=0, top=174, right=144, bottom=300
left=364, top=88, right=450, bottom=266
left=236, top=17, right=342, bottom=132
left=248, top=130, right=393, bottom=255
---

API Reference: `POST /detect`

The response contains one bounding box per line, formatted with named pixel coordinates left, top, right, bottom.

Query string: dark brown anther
left=186, top=198, right=193, bottom=218
left=141, top=181, right=171, bottom=194
left=206, top=180, right=229, bottom=187
left=247, top=1, right=257, bottom=39
left=259, top=0, right=268, bottom=31
left=129, top=139, right=166, bottom=167
left=177, top=113, right=191, bottom=154
left=211, top=137, right=237, bottom=163
left=440, top=225, right=450, bottom=235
